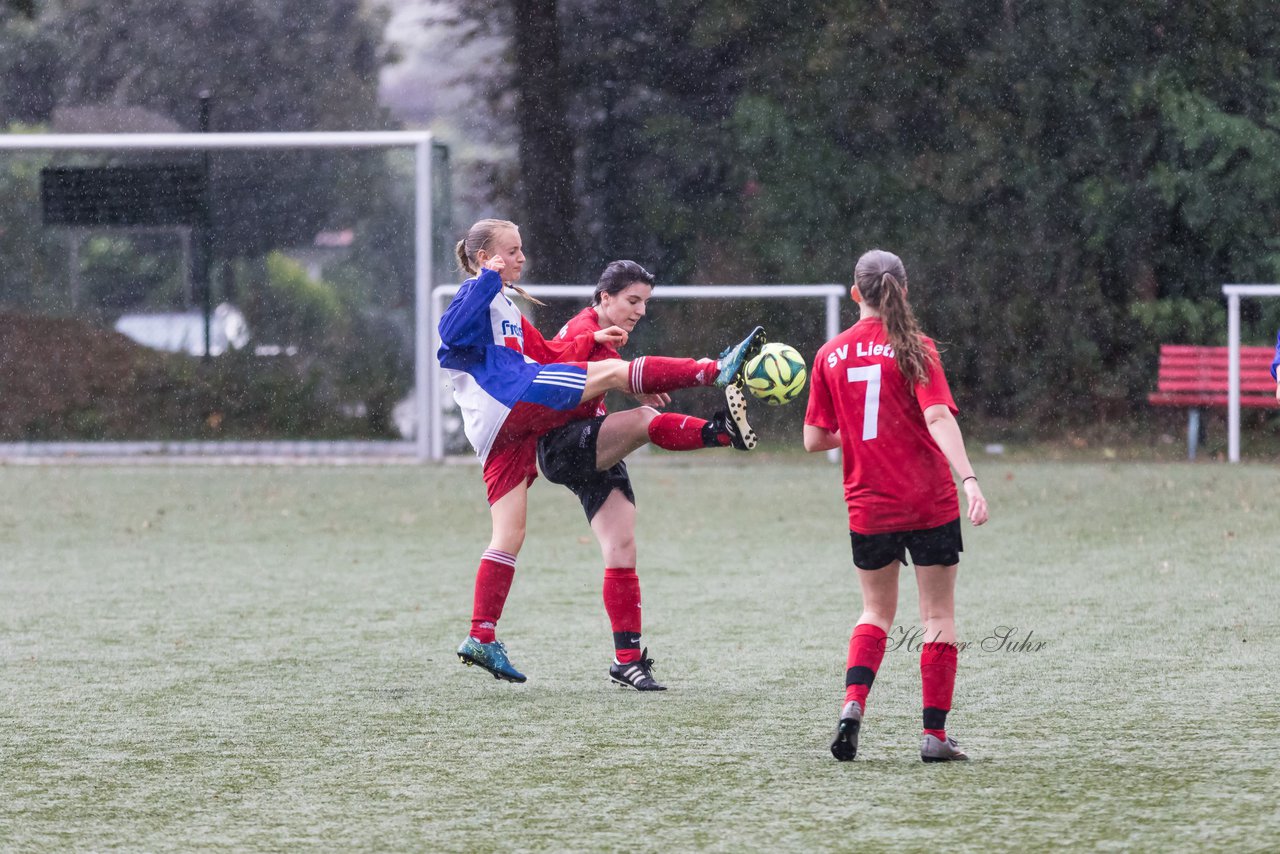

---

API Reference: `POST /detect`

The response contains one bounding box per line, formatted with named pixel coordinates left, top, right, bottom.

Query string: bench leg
left=1187, top=408, right=1200, bottom=461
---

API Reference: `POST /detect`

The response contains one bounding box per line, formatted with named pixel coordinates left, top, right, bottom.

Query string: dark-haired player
left=537, top=260, right=754, bottom=690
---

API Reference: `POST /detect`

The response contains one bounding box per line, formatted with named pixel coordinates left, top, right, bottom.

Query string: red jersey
left=805, top=317, right=959, bottom=534
left=555, top=305, right=620, bottom=420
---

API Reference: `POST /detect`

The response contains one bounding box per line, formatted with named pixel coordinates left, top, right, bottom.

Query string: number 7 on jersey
left=846, top=364, right=881, bottom=440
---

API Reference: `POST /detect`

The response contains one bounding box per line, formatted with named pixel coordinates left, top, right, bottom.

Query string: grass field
left=2, top=456, right=1278, bottom=851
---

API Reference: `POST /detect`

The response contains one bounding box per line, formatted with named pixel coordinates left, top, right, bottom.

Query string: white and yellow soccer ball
left=743, top=342, right=808, bottom=406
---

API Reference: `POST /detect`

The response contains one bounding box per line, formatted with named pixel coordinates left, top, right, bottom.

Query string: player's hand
left=963, top=478, right=988, bottom=526
left=595, top=325, right=628, bottom=348
left=632, top=392, right=670, bottom=407
left=482, top=255, right=505, bottom=274
left=1275, top=382, right=1279, bottom=402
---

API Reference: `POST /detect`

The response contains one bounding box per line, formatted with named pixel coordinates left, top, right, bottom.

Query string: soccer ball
left=743, top=342, right=807, bottom=405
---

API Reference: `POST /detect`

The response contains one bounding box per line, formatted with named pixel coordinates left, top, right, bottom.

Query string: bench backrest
left=1155, top=345, right=1275, bottom=394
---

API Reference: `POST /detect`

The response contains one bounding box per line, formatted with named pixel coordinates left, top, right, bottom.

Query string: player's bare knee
left=492, top=524, right=525, bottom=554
left=607, top=532, right=636, bottom=555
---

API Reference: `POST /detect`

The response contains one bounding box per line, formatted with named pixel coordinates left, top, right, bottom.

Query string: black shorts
left=850, top=518, right=962, bottom=570
left=537, top=416, right=635, bottom=522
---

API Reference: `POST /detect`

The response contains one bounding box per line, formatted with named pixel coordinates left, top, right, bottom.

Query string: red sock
left=627, top=356, right=718, bottom=394
left=603, top=566, right=642, bottom=664
left=469, top=549, right=516, bottom=643
left=647, top=412, right=713, bottom=451
left=844, top=623, right=887, bottom=711
left=921, top=641, right=958, bottom=741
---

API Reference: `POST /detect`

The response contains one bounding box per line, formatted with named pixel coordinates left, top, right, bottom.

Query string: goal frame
left=0, top=131, right=435, bottom=459
left=1222, top=283, right=1280, bottom=462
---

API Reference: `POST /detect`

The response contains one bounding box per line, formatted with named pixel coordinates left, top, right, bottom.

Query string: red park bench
left=1148, top=344, right=1278, bottom=459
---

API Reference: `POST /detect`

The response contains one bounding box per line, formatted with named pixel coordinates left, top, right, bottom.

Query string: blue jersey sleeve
left=438, top=269, right=504, bottom=351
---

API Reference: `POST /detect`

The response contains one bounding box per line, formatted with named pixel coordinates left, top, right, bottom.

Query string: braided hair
left=454, top=218, right=545, bottom=306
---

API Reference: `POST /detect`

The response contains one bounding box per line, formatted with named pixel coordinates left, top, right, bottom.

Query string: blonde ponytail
left=455, top=238, right=475, bottom=276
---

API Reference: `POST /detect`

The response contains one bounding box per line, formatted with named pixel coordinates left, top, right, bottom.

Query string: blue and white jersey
left=438, top=269, right=592, bottom=460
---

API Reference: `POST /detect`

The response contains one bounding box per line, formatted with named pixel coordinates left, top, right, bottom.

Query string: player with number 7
left=802, top=248, right=988, bottom=764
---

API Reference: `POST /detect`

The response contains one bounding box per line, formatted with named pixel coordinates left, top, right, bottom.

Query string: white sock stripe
left=630, top=357, right=644, bottom=394
left=482, top=549, right=517, bottom=567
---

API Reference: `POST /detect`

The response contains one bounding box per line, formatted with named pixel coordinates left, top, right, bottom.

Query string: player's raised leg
left=576, top=326, right=766, bottom=402
left=592, top=406, right=753, bottom=469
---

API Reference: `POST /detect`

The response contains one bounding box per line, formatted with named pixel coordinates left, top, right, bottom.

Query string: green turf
left=2, top=458, right=1278, bottom=851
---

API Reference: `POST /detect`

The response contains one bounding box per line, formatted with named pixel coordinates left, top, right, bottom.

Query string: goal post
left=429, top=283, right=847, bottom=461
left=1222, top=283, right=1280, bottom=463
left=0, top=131, right=436, bottom=459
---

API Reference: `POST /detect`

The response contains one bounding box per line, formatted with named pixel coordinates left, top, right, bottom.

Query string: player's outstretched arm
left=923, top=404, right=988, bottom=526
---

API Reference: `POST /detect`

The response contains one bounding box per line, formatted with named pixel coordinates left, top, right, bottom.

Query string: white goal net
left=0, top=131, right=437, bottom=460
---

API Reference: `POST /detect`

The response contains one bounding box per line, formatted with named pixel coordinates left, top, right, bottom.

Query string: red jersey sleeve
left=804, top=345, right=838, bottom=432
left=521, top=317, right=595, bottom=364
left=914, top=338, right=958, bottom=415
left=558, top=307, right=620, bottom=361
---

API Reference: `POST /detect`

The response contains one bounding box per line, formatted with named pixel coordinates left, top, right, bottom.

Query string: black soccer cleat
left=609, top=648, right=667, bottom=691
left=703, top=385, right=757, bottom=450
left=831, top=700, right=862, bottom=761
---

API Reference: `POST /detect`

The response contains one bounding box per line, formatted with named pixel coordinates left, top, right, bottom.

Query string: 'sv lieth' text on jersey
left=805, top=317, right=959, bottom=534
left=437, top=269, right=596, bottom=461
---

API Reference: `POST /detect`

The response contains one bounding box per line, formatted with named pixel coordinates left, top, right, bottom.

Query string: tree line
left=5, top=1, right=1280, bottom=428
left=450, top=0, right=1280, bottom=424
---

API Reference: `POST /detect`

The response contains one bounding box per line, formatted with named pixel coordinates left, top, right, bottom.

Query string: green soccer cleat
left=920, top=733, right=969, bottom=762
left=831, top=700, right=862, bottom=761
left=714, top=326, right=766, bottom=388
left=457, top=636, right=527, bottom=683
